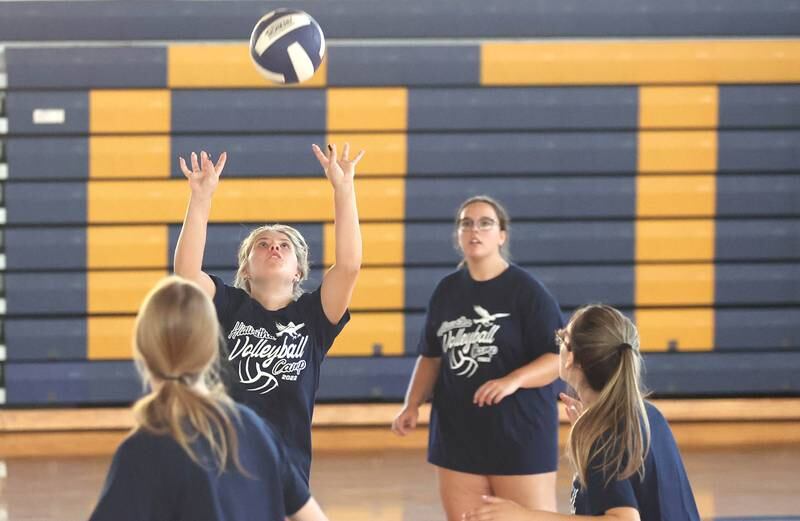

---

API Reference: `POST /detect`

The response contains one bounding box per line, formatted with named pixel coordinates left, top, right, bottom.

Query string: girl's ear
left=564, top=350, right=576, bottom=370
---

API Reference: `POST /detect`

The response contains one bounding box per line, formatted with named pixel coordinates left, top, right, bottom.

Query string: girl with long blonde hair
left=465, top=305, right=700, bottom=521
left=89, top=277, right=329, bottom=521
left=174, top=143, right=363, bottom=481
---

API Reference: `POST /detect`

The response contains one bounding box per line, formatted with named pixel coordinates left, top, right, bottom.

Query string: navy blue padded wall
left=171, top=90, right=326, bottom=134
left=5, top=319, right=87, bottom=361
left=171, top=135, right=326, bottom=178
left=5, top=47, right=167, bottom=88
left=409, top=87, right=637, bottom=131
left=406, top=178, right=636, bottom=220
left=404, top=222, right=635, bottom=265
left=6, top=91, right=89, bottom=135
left=718, top=131, right=800, bottom=173
left=717, top=175, right=800, bottom=217
left=407, top=132, right=637, bottom=176
left=0, top=1, right=798, bottom=41
left=5, top=183, right=87, bottom=225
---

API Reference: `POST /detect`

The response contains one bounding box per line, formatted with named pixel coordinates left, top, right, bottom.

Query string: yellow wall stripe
left=636, top=220, right=715, bottom=262
left=89, top=136, right=170, bottom=179
left=88, top=312, right=401, bottom=360
left=327, top=88, right=407, bottom=131
left=88, top=178, right=404, bottom=223
left=636, top=308, right=714, bottom=352
left=90, top=90, right=170, bottom=133
left=349, top=268, right=404, bottom=310
left=636, top=264, right=714, bottom=306
left=636, top=175, right=716, bottom=218
left=481, top=40, right=800, bottom=85
left=323, top=133, right=407, bottom=177
left=332, top=313, right=404, bottom=356
left=636, top=85, right=718, bottom=351
left=168, top=44, right=327, bottom=88
left=638, top=131, right=717, bottom=174
left=88, top=316, right=136, bottom=360
left=86, top=268, right=400, bottom=313
left=88, top=225, right=168, bottom=269
left=639, top=87, right=718, bottom=129
left=324, top=223, right=404, bottom=266
left=88, top=270, right=167, bottom=314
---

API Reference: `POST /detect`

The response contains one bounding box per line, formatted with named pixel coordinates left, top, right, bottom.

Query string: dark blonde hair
left=453, top=195, right=512, bottom=265
left=234, top=224, right=310, bottom=300
left=132, top=276, right=247, bottom=475
left=560, top=304, right=650, bottom=488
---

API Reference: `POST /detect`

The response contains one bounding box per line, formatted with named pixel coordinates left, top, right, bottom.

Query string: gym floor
left=3, top=445, right=799, bottom=521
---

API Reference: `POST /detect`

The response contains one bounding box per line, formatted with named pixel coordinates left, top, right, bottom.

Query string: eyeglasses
left=555, top=329, right=570, bottom=351
left=458, top=218, right=498, bottom=232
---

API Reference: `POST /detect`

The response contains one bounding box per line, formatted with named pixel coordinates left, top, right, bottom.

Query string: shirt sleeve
left=302, top=286, right=350, bottom=355
left=88, top=436, right=157, bottom=521
left=209, top=273, right=233, bottom=320
left=417, top=284, right=442, bottom=357
left=520, top=280, right=564, bottom=359
left=583, top=452, right=639, bottom=514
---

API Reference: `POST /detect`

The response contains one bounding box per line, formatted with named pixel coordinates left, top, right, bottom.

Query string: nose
left=269, top=243, right=280, bottom=252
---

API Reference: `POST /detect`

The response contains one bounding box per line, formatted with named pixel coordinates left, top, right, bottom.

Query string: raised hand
left=311, top=143, right=365, bottom=191
left=178, top=150, right=227, bottom=200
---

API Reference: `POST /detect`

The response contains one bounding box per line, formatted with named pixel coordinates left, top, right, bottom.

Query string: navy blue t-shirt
left=419, top=264, right=564, bottom=475
left=89, top=404, right=310, bottom=521
left=571, top=402, right=700, bottom=520
left=210, top=275, right=349, bottom=480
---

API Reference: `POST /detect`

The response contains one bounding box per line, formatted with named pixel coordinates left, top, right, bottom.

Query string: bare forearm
left=405, top=356, right=441, bottom=407
left=509, top=353, right=559, bottom=389
left=174, top=194, right=212, bottom=277
left=333, top=185, right=362, bottom=271
left=290, top=497, right=329, bottom=521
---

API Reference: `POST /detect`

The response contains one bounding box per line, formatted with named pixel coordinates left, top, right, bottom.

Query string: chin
left=464, top=245, right=491, bottom=261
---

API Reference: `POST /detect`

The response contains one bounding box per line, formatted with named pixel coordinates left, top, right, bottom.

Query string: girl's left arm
left=312, top=143, right=364, bottom=324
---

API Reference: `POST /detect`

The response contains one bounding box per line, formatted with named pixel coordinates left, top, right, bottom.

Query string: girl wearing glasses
left=464, top=305, right=700, bottom=521
left=392, top=196, right=564, bottom=520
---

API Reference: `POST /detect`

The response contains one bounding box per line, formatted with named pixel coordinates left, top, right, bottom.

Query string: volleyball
left=249, top=9, right=326, bottom=84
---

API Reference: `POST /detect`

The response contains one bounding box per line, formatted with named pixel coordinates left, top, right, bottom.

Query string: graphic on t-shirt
left=436, top=305, right=509, bottom=378
left=227, top=320, right=309, bottom=394
left=275, top=321, right=305, bottom=338
left=472, top=305, right=510, bottom=325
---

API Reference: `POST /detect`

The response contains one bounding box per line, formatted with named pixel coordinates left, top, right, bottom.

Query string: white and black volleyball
left=249, top=9, right=326, bottom=84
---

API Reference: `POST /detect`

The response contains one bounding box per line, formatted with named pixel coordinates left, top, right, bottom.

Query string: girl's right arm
left=391, top=355, right=442, bottom=436
left=174, top=150, right=227, bottom=298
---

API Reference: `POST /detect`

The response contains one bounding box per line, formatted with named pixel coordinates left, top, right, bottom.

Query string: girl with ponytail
left=89, top=276, right=329, bottom=521
left=465, top=305, right=700, bottom=521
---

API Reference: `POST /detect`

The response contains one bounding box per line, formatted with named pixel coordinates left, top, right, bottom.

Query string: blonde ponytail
left=132, top=276, right=248, bottom=475
left=563, top=305, right=650, bottom=487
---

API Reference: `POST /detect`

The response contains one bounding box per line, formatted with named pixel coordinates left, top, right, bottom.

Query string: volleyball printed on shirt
left=249, top=9, right=326, bottom=84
